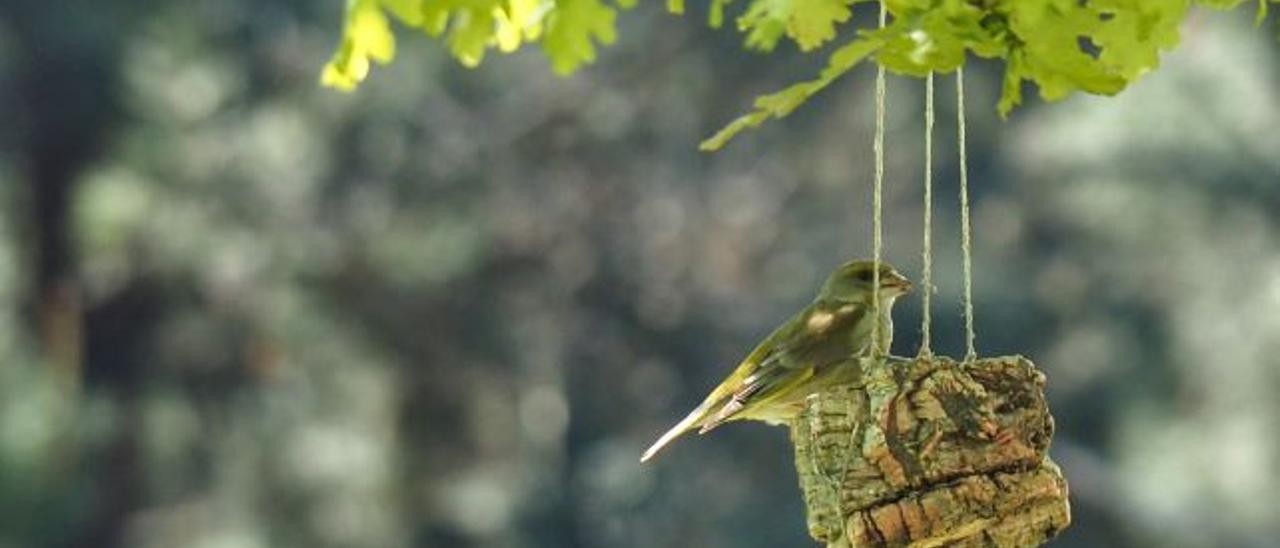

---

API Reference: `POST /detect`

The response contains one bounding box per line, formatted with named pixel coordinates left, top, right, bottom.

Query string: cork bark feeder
left=790, top=354, right=1070, bottom=547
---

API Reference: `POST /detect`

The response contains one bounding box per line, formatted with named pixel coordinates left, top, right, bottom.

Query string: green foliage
left=542, top=0, right=621, bottom=74
left=700, top=37, right=882, bottom=150
left=323, top=0, right=1278, bottom=147
left=322, top=0, right=624, bottom=89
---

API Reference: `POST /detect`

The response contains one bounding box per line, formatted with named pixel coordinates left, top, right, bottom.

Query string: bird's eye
left=856, top=269, right=875, bottom=282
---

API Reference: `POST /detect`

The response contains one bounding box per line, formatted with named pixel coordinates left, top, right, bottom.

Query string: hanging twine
left=957, top=67, right=976, bottom=362
left=919, top=72, right=934, bottom=358
left=831, top=7, right=890, bottom=546
left=869, top=2, right=887, bottom=358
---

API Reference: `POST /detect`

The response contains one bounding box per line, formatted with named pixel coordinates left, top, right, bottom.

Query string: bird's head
left=818, top=260, right=912, bottom=303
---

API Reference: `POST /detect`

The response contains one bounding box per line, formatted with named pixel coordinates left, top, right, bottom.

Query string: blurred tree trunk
left=30, top=173, right=83, bottom=389
left=5, top=0, right=123, bottom=390
left=2, top=3, right=141, bottom=547
left=791, top=355, right=1070, bottom=547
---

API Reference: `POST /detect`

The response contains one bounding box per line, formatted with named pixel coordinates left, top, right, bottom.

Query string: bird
left=640, top=259, right=912, bottom=463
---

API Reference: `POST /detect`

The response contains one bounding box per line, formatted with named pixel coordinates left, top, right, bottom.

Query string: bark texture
left=790, top=355, right=1069, bottom=547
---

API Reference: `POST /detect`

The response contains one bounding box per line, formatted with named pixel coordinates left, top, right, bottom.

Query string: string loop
left=957, top=67, right=977, bottom=362
left=919, top=72, right=934, bottom=358
left=842, top=8, right=889, bottom=546
left=869, top=3, right=887, bottom=359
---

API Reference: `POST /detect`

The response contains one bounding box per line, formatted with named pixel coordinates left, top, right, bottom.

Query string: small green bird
left=641, top=259, right=912, bottom=463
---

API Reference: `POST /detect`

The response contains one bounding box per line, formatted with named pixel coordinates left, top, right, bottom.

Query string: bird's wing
left=641, top=299, right=869, bottom=462
left=639, top=305, right=814, bottom=463
left=698, top=299, right=869, bottom=432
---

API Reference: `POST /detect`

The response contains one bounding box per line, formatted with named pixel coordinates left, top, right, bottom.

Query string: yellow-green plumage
left=641, top=259, right=911, bottom=462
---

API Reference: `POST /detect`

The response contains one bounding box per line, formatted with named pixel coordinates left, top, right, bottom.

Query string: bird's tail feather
left=640, top=404, right=707, bottom=463
left=697, top=398, right=743, bottom=434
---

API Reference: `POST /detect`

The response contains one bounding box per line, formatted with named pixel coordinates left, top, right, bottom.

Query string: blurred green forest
left=1, top=1, right=1279, bottom=547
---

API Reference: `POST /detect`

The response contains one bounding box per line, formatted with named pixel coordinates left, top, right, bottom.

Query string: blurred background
left=2, top=1, right=1278, bottom=547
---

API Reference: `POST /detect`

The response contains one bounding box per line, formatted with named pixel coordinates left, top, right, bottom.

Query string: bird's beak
left=882, top=272, right=912, bottom=295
